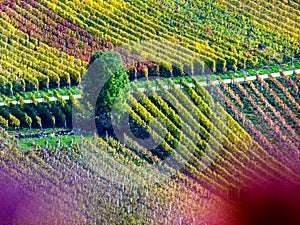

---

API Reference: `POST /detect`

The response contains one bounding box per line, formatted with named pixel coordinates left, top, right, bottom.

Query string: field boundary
left=0, top=69, right=299, bottom=107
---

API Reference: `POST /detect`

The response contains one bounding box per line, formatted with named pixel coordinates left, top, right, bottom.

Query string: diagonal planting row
left=126, top=78, right=300, bottom=196
left=0, top=127, right=220, bottom=224
left=212, top=72, right=300, bottom=172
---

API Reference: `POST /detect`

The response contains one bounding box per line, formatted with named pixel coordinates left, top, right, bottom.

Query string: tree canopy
left=78, top=51, right=130, bottom=134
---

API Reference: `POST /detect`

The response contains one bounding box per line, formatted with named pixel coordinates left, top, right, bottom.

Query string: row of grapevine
left=177, top=79, right=298, bottom=182
left=126, top=77, right=300, bottom=197
left=0, top=91, right=72, bottom=129
left=212, top=73, right=300, bottom=173
left=0, top=124, right=224, bottom=224
left=210, top=82, right=300, bottom=173
left=0, top=0, right=299, bottom=98
left=248, top=76, right=300, bottom=142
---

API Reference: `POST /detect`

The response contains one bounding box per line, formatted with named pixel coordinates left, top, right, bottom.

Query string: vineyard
left=1, top=0, right=300, bottom=224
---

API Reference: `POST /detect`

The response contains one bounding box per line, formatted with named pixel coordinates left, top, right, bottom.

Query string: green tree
left=78, top=51, right=129, bottom=135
